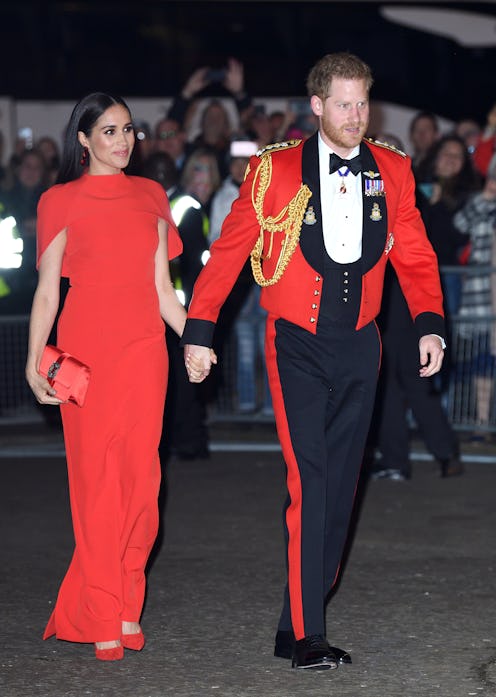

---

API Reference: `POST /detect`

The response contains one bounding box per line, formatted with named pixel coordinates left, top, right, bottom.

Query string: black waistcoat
left=298, top=133, right=388, bottom=328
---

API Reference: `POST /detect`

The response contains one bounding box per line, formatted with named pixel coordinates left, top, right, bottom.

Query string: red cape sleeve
left=165, top=203, right=182, bottom=261
left=36, top=185, right=68, bottom=271
left=144, top=178, right=182, bottom=260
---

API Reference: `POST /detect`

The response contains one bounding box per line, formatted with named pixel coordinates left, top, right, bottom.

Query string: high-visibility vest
left=0, top=275, right=11, bottom=298
left=169, top=194, right=209, bottom=298
left=0, top=201, right=21, bottom=297
left=170, top=194, right=209, bottom=238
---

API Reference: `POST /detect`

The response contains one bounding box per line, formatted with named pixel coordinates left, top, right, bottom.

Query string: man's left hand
left=419, top=335, right=444, bottom=377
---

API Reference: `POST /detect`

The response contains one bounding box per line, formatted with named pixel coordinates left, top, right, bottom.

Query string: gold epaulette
left=365, top=137, right=406, bottom=158
left=256, top=139, right=302, bottom=158
left=244, top=139, right=302, bottom=181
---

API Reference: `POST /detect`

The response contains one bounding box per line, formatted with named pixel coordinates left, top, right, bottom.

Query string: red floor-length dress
left=36, top=172, right=182, bottom=643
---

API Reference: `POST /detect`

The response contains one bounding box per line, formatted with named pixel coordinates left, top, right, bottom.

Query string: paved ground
left=1, top=420, right=496, bottom=697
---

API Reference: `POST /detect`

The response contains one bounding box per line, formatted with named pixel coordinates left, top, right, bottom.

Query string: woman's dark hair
left=56, top=92, right=131, bottom=184
left=424, top=133, right=482, bottom=210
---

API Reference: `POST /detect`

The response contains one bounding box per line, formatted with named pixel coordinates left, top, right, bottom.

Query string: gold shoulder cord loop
left=250, top=154, right=312, bottom=287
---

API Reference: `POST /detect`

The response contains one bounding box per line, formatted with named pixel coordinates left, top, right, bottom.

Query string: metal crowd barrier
left=0, top=314, right=39, bottom=423
left=2, top=268, right=496, bottom=432
left=446, top=314, right=496, bottom=434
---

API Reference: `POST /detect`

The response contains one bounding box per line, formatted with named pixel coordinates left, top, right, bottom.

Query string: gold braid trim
left=250, top=154, right=312, bottom=287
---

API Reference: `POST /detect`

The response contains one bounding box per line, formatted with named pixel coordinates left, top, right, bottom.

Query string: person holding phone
left=166, top=58, right=253, bottom=177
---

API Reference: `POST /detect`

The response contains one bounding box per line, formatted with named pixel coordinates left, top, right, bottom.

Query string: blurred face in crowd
left=154, top=118, right=186, bottom=160
left=250, top=110, right=273, bottom=147
left=79, top=104, right=134, bottom=175
left=17, top=151, right=45, bottom=188
left=269, top=111, right=285, bottom=140
left=410, top=116, right=438, bottom=155
left=486, top=103, right=496, bottom=129
left=485, top=175, right=496, bottom=199
left=455, top=119, right=481, bottom=153
left=434, top=139, right=465, bottom=179
left=184, top=154, right=219, bottom=204
left=201, top=102, right=231, bottom=144
left=36, top=136, right=60, bottom=167
left=310, top=77, right=369, bottom=157
left=230, top=156, right=249, bottom=185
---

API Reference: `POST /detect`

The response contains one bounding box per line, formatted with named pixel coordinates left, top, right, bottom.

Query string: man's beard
left=321, top=115, right=368, bottom=151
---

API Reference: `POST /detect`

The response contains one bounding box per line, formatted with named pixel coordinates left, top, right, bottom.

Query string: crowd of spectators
left=1, top=58, right=496, bottom=456
left=370, top=103, right=496, bottom=478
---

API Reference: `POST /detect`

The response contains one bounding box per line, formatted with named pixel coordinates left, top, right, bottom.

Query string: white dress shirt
left=318, top=134, right=362, bottom=264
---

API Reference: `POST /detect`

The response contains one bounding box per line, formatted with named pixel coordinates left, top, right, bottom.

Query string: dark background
left=1, top=1, right=495, bottom=123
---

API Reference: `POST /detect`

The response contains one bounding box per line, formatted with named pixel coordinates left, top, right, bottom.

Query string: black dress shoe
left=292, top=635, right=339, bottom=670
left=274, top=630, right=352, bottom=664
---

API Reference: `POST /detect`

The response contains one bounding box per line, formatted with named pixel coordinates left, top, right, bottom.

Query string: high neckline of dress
left=79, top=170, right=128, bottom=193
left=82, top=171, right=125, bottom=181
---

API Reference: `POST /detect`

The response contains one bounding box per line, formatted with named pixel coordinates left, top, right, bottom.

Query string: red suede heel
left=121, top=630, right=145, bottom=651
left=94, top=644, right=124, bottom=661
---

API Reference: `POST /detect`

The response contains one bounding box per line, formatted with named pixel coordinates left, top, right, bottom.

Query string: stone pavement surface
left=1, top=421, right=496, bottom=697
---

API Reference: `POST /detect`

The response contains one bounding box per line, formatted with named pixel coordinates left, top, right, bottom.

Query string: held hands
left=184, top=344, right=218, bottom=383
left=419, top=335, right=444, bottom=378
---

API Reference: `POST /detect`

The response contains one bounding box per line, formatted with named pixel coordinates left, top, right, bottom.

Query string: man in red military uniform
left=182, top=52, right=445, bottom=671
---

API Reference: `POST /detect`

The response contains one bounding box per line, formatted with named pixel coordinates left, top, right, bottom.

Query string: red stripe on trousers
left=265, top=315, right=305, bottom=640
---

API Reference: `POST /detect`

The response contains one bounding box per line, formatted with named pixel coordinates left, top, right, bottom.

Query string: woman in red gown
left=25, top=93, right=208, bottom=660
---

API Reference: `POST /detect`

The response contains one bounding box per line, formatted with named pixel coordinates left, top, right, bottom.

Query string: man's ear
left=310, top=95, right=323, bottom=117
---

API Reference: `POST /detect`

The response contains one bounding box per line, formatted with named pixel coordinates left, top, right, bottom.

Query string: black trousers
left=265, top=316, right=381, bottom=639
left=374, top=328, right=458, bottom=476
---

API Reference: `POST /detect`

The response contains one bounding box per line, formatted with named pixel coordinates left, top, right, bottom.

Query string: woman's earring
left=80, top=147, right=88, bottom=166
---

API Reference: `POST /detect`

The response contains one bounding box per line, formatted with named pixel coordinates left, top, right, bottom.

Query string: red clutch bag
left=39, top=345, right=91, bottom=407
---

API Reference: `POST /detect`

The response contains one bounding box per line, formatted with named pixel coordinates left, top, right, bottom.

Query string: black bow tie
left=329, top=153, right=362, bottom=176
